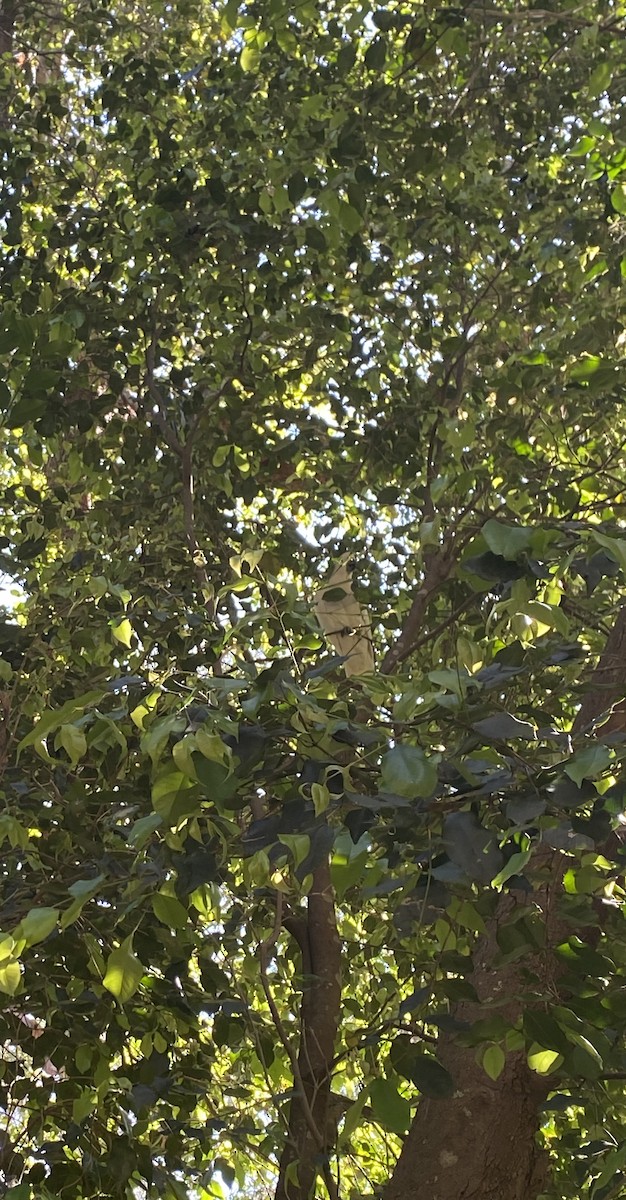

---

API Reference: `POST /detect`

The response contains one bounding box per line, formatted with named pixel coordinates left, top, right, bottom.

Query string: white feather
left=313, top=556, right=374, bottom=677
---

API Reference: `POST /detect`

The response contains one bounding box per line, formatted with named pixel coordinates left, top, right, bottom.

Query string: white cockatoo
left=313, top=556, right=374, bottom=677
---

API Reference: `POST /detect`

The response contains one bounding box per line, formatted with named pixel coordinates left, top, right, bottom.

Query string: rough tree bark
left=383, top=888, right=556, bottom=1200
left=275, top=858, right=342, bottom=1200
left=383, top=609, right=626, bottom=1200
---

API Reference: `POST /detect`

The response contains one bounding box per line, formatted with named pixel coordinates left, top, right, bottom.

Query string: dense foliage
left=3, top=1, right=626, bottom=1198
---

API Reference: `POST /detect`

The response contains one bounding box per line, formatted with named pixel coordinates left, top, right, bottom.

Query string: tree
left=2, top=1, right=626, bottom=1198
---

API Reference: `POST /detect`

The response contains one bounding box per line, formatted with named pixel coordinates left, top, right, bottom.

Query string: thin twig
left=180, top=441, right=211, bottom=596
left=144, top=334, right=183, bottom=458
left=239, top=271, right=254, bottom=376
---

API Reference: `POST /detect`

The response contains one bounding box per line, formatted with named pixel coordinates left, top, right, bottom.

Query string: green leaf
left=68, top=874, right=106, bottom=899
left=331, top=849, right=370, bottom=899
left=590, top=1140, right=626, bottom=1197
left=565, top=745, right=612, bottom=786
left=241, top=44, right=261, bottom=72
left=152, top=893, right=189, bottom=930
left=337, top=1086, right=370, bottom=1147
left=491, top=848, right=532, bottom=887
left=562, top=1045, right=600, bottom=1081
left=338, top=202, right=363, bottom=233
left=389, top=1036, right=454, bottom=1096
left=195, top=728, right=232, bottom=767
left=278, top=833, right=310, bottom=869
left=589, top=61, right=612, bottom=98
left=103, top=936, right=144, bottom=1003
left=60, top=896, right=89, bottom=930
left=320, top=586, right=349, bottom=603
left=287, top=171, right=307, bottom=204
left=193, top=755, right=239, bottom=804
left=443, top=811, right=504, bottom=884
left=3, top=1184, right=30, bottom=1200
left=406, top=1055, right=454, bottom=1098
left=172, top=735, right=198, bottom=779
left=564, top=1028, right=603, bottom=1068
left=365, top=36, right=387, bottom=70
left=72, top=1087, right=96, bottom=1123
left=380, top=745, right=437, bottom=799
left=128, top=812, right=163, bottom=847
left=0, top=961, right=21, bottom=996
left=472, top=713, right=536, bottom=741
left=56, top=722, right=88, bottom=765
left=311, top=781, right=331, bottom=815
left=141, top=714, right=187, bottom=764
left=369, top=1078, right=410, bottom=1134
left=111, top=617, right=134, bottom=648
left=428, top=667, right=471, bottom=699
left=524, top=1012, right=570, bottom=1055
left=569, top=354, right=604, bottom=382
left=481, top=1044, right=505, bottom=1081
left=222, top=0, right=239, bottom=31
left=482, top=519, right=533, bottom=560
left=591, top=531, right=626, bottom=573
left=151, top=769, right=198, bottom=821
left=17, top=690, right=104, bottom=754
left=454, top=899, right=487, bottom=934
left=527, top=1046, right=561, bottom=1075
left=0, top=935, right=15, bottom=963
left=15, top=907, right=59, bottom=947
left=517, top=600, right=569, bottom=635
left=212, top=443, right=231, bottom=467
left=612, top=184, right=626, bottom=215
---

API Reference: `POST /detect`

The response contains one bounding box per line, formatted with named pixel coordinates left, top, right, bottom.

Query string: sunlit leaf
left=0, top=961, right=21, bottom=996
left=111, top=618, right=134, bottom=648
left=481, top=1044, right=505, bottom=1081
left=103, top=937, right=144, bottom=1003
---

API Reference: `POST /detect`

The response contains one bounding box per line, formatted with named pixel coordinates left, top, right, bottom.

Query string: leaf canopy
left=2, top=1, right=626, bottom=1198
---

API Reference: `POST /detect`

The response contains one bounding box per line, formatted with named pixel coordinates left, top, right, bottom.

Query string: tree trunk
left=275, top=859, right=342, bottom=1200
left=384, top=609, right=626, bottom=1200
left=384, top=889, right=553, bottom=1200
left=385, top=1056, right=548, bottom=1200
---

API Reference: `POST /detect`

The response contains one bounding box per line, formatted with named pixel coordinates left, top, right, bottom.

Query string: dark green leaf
left=472, top=714, right=536, bottom=741
left=381, top=745, right=437, bottom=799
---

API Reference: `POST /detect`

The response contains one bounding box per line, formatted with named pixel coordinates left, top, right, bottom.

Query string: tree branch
left=179, top=440, right=212, bottom=599
left=380, top=547, right=456, bottom=675
left=572, top=608, right=626, bottom=736
left=144, top=334, right=183, bottom=458
left=259, top=894, right=323, bottom=1152
left=470, top=6, right=626, bottom=38
left=144, top=328, right=232, bottom=606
